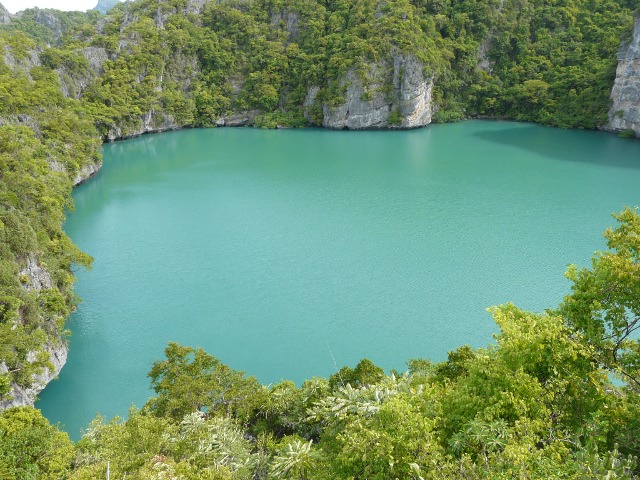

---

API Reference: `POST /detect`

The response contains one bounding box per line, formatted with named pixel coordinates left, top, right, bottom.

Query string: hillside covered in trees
left=0, top=0, right=640, bottom=477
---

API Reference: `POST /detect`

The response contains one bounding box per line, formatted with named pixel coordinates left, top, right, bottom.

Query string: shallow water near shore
left=37, top=120, right=640, bottom=439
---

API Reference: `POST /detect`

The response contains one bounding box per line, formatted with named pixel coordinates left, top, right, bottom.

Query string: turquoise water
left=38, top=121, right=640, bottom=438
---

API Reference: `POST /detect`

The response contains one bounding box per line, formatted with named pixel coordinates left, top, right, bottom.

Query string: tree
left=558, top=207, right=640, bottom=389
left=328, top=358, right=385, bottom=390
left=146, top=342, right=264, bottom=422
left=0, top=407, right=73, bottom=480
left=270, top=438, right=322, bottom=480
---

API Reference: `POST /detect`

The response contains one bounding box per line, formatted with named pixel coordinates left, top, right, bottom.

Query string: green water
left=37, top=120, right=640, bottom=438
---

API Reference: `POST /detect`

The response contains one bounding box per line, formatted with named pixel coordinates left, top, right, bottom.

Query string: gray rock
left=477, top=37, right=493, bottom=73
left=393, top=53, right=433, bottom=129
left=167, top=51, right=199, bottom=93
left=2, top=45, right=42, bottom=75
left=82, top=46, right=109, bottom=75
left=271, top=10, right=300, bottom=41
left=316, top=53, right=433, bottom=130
left=0, top=2, right=12, bottom=24
left=49, top=160, right=66, bottom=173
left=217, top=110, right=260, bottom=127
left=2, top=254, right=68, bottom=409
left=184, top=0, right=209, bottom=15
left=0, top=113, right=41, bottom=134
left=73, top=161, right=102, bottom=185
left=607, top=17, right=640, bottom=136
left=93, top=0, right=120, bottom=14
left=154, top=8, right=167, bottom=29
left=0, top=342, right=67, bottom=409
left=322, top=67, right=391, bottom=130
left=19, top=255, right=53, bottom=291
left=55, top=47, right=108, bottom=99
left=105, top=109, right=181, bottom=142
left=33, top=9, right=63, bottom=42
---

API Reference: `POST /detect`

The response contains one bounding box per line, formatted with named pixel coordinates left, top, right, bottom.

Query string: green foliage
left=620, top=129, right=637, bottom=138
left=575, top=445, right=638, bottom=479
left=387, top=108, right=402, bottom=126
left=146, top=342, right=264, bottom=422
left=433, top=0, right=634, bottom=127
left=0, top=8, right=100, bottom=46
left=254, top=110, right=308, bottom=129
left=270, top=438, right=321, bottom=479
left=433, top=345, right=475, bottom=381
left=0, top=41, right=97, bottom=398
left=328, top=358, right=385, bottom=390
left=72, top=410, right=175, bottom=479
left=0, top=407, right=74, bottom=479
left=558, top=207, right=640, bottom=390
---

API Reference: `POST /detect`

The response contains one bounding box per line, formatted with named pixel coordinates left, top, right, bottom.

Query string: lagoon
left=38, top=120, right=640, bottom=438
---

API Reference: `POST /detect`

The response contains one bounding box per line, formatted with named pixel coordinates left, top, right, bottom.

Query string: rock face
left=608, top=17, right=640, bottom=136
left=93, top=0, right=120, bottom=14
left=271, top=10, right=300, bottom=42
left=315, top=54, right=433, bottom=130
left=74, top=160, right=102, bottom=185
left=33, top=9, right=63, bottom=42
left=0, top=343, right=67, bottom=409
left=20, top=255, right=53, bottom=291
left=1, top=255, right=67, bottom=409
left=215, top=110, right=260, bottom=127
left=82, top=46, right=110, bottom=74
left=2, top=46, right=41, bottom=74
left=0, top=2, right=11, bottom=24
left=1, top=348, right=67, bottom=409
left=104, top=109, right=181, bottom=142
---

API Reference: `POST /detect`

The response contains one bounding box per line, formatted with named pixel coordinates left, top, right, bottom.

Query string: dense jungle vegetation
left=0, top=0, right=639, bottom=477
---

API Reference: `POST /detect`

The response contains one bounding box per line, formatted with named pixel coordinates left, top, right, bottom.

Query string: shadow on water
left=473, top=124, right=640, bottom=170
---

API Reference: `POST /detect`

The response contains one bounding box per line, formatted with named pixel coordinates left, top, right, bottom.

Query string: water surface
left=38, top=121, right=640, bottom=438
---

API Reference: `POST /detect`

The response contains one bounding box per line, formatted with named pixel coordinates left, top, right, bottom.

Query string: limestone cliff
left=608, top=17, right=640, bottom=136
left=0, top=2, right=11, bottom=24
left=314, top=54, right=433, bottom=130
left=94, top=0, right=120, bottom=14
left=0, top=342, right=67, bottom=410
left=74, top=160, right=102, bottom=185
left=0, top=256, right=67, bottom=409
left=104, top=109, right=182, bottom=141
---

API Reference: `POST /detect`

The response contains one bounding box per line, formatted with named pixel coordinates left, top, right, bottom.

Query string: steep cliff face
left=0, top=342, right=68, bottom=409
left=608, top=18, right=640, bottom=136
left=74, top=160, right=102, bottom=185
left=93, top=0, right=120, bottom=14
left=0, top=2, right=11, bottom=24
left=2, top=46, right=41, bottom=74
left=0, top=256, right=68, bottom=409
left=104, top=109, right=181, bottom=141
left=316, top=54, right=433, bottom=130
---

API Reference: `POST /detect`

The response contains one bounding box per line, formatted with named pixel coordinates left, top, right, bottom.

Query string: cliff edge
left=608, top=17, right=640, bottom=137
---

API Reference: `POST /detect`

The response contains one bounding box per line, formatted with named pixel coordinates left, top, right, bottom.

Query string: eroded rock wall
left=0, top=256, right=68, bottom=409
left=0, top=343, right=67, bottom=409
left=0, top=2, right=11, bottom=24
left=316, top=54, right=433, bottom=130
left=608, top=17, right=640, bottom=136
